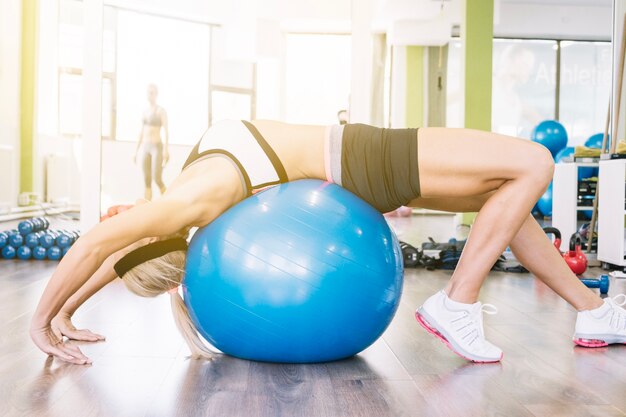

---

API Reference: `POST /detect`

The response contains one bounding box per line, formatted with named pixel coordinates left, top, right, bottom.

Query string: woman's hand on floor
left=51, top=312, right=105, bottom=343
left=30, top=324, right=93, bottom=365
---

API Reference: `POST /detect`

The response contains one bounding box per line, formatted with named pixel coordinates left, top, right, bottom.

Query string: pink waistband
left=324, top=125, right=334, bottom=183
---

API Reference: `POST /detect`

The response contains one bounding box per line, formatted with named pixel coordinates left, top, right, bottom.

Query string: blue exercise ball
left=532, top=120, right=568, bottom=157
left=555, top=146, right=595, bottom=180
left=585, top=133, right=607, bottom=149
left=537, top=182, right=553, bottom=217
left=183, top=179, right=404, bottom=364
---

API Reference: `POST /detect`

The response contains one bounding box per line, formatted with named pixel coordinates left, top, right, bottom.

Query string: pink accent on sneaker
left=573, top=338, right=626, bottom=348
left=415, top=311, right=503, bottom=363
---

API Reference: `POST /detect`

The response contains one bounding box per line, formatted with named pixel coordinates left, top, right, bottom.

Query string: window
left=559, top=41, right=612, bottom=146
left=491, top=39, right=557, bottom=138
left=285, top=34, right=351, bottom=125
left=109, top=9, right=211, bottom=144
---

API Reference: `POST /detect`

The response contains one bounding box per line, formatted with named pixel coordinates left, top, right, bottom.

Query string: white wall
left=0, top=0, right=21, bottom=207
left=495, top=3, right=612, bottom=41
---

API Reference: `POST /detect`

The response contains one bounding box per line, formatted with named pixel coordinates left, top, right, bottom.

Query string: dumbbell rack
left=552, top=160, right=598, bottom=254
left=598, top=158, right=626, bottom=268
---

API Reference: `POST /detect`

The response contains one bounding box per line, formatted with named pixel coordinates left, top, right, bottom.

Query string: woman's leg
left=415, top=128, right=554, bottom=304
left=142, top=147, right=153, bottom=201
left=409, top=194, right=603, bottom=311
left=153, top=144, right=167, bottom=195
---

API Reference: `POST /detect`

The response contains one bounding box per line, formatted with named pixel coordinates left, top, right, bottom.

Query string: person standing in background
left=134, top=84, right=169, bottom=200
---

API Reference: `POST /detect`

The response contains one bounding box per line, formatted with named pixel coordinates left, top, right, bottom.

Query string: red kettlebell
left=543, top=227, right=562, bottom=251
left=563, top=233, right=588, bottom=275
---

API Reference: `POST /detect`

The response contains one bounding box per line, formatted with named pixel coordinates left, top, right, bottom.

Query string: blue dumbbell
left=0, top=232, right=8, bottom=248
left=18, top=217, right=48, bottom=235
left=2, top=245, right=17, bottom=259
left=32, top=246, right=47, bottom=260
left=39, top=231, right=60, bottom=249
left=580, top=275, right=610, bottom=295
left=47, top=246, right=62, bottom=261
left=25, top=231, right=44, bottom=248
left=62, top=246, right=71, bottom=257
left=17, top=246, right=32, bottom=260
left=8, top=233, right=24, bottom=248
left=55, top=231, right=75, bottom=248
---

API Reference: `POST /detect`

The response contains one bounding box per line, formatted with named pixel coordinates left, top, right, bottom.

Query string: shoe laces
left=450, top=303, right=498, bottom=346
left=606, top=294, right=626, bottom=331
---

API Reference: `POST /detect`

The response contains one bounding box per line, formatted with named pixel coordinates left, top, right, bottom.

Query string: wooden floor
left=1, top=216, right=625, bottom=417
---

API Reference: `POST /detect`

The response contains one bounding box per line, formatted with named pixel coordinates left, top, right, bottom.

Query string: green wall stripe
left=462, top=0, right=494, bottom=224
left=406, top=46, right=424, bottom=128
left=463, top=0, right=494, bottom=131
left=20, top=0, right=37, bottom=193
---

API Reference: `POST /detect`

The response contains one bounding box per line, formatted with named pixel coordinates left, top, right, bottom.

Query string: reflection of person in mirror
left=492, top=45, right=544, bottom=136
left=133, top=84, right=169, bottom=200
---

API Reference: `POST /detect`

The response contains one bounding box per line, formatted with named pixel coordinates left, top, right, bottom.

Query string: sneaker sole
left=573, top=336, right=626, bottom=348
left=415, top=309, right=503, bottom=363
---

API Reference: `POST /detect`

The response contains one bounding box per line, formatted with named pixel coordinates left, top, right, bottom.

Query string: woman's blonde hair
left=122, top=244, right=216, bottom=359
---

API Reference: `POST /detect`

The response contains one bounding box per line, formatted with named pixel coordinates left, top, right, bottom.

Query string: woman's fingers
left=65, top=328, right=105, bottom=342
left=47, top=344, right=91, bottom=365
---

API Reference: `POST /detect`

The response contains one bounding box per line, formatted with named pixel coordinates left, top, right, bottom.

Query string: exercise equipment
left=25, top=232, right=44, bottom=248
left=2, top=245, right=17, bottom=259
left=531, top=120, right=568, bottom=157
left=562, top=233, right=588, bottom=275
left=184, top=179, right=403, bottom=364
left=8, top=233, right=24, bottom=248
left=18, top=217, right=48, bottom=235
left=544, top=227, right=588, bottom=275
left=39, top=231, right=59, bottom=249
left=536, top=183, right=553, bottom=217
left=32, top=246, right=47, bottom=260
left=400, top=241, right=421, bottom=268
left=585, top=133, right=607, bottom=149
left=580, top=275, right=610, bottom=295
left=555, top=146, right=595, bottom=180
left=0, top=218, right=77, bottom=262
left=47, top=246, right=62, bottom=261
left=17, top=246, right=32, bottom=260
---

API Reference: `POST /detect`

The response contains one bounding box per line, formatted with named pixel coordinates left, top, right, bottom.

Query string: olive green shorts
left=324, top=123, right=421, bottom=213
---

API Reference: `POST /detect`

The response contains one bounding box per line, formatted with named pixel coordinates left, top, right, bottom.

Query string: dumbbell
left=32, top=246, right=48, bottom=260
left=55, top=230, right=79, bottom=248
left=47, top=246, right=62, bottom=261
left=0, top=231, right=8, bottom=248
left=39, top=231, right=61, bottom=249
left=17, top=246, right=32, bottom=260
left=25, top=231, right=45, bottom=248
left=18, top=217, right=49, bottom=235
left=2, top=245, right=17, bottom=259
left=580, top=275, right=610, bottom=295
left=8, top=233, right=24, bottom=248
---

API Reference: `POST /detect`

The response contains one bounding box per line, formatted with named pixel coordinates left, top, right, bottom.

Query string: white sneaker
left=574, top=294, right=626, bottom=347
left=415, top=290, right=503, bottom=363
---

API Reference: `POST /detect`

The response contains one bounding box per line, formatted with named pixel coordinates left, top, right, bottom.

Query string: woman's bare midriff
left=142, top=125, right=162, bottom=144
left=250, top=120, right=327, bottom=181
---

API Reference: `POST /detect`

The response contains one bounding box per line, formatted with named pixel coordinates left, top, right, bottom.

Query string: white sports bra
left=182, top=120, right=288, bottom=196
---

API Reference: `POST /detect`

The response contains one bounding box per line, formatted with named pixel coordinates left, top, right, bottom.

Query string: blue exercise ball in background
left=532, top=120, right=568, bottom=157
left=555, top=146, right=595, bottom=180
left=585, top=133, right=608, bottom=150
left=184, top=179, right=404, bottom=364
left=537, top=182, right=553, bottom=217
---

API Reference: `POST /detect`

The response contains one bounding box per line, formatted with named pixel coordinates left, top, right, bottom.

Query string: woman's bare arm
left=29, top=198, right=204, bottom=363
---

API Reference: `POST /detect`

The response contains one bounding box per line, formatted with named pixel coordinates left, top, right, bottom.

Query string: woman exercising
left=134, top=84, right=169, bottom=201
left=31, top=119, right=626, bottom=364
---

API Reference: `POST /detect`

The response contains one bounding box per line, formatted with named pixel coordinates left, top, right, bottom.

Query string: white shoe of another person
left=416, top=290, right=503, bottom=363
left=574, top=294, right=626, bottom=347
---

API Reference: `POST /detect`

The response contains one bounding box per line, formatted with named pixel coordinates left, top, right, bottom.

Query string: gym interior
left=1, top=0, right=626, bottom=416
